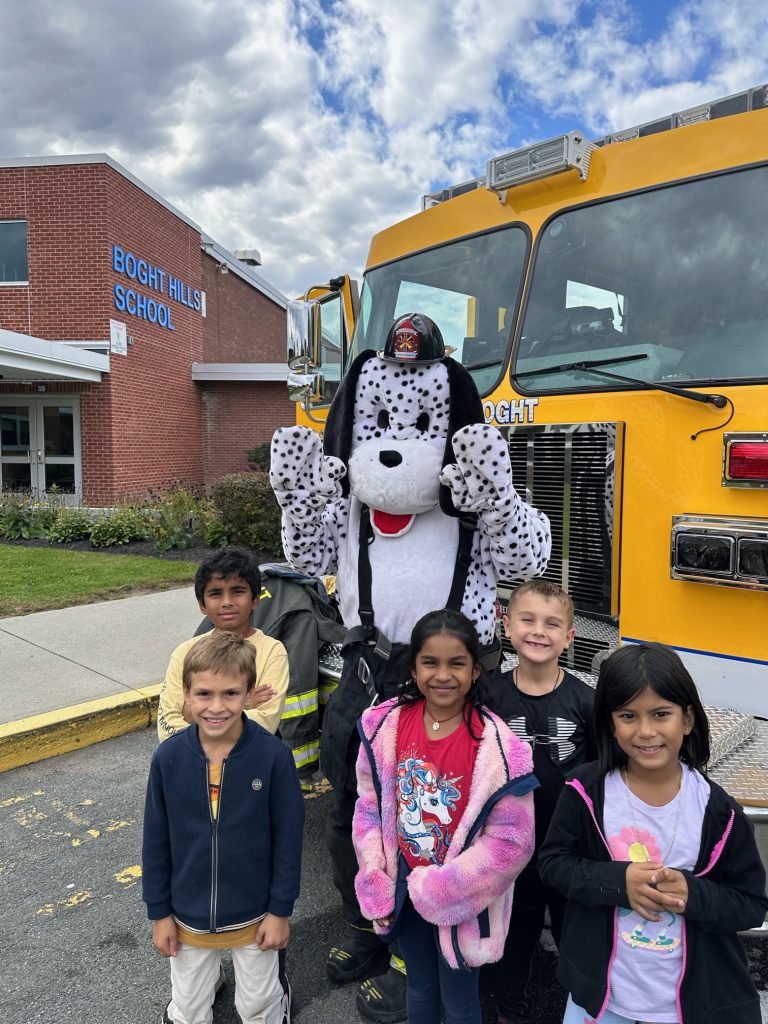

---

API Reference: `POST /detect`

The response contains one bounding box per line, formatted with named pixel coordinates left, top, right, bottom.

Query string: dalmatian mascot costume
left=270, top=313, right=550, bottom=1021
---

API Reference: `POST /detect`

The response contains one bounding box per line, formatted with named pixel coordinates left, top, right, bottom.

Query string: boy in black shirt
left=485, top=580, right=595, bottom=1024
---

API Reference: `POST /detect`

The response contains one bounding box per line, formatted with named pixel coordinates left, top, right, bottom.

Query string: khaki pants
left=168, top=943, right=282, bottom=1024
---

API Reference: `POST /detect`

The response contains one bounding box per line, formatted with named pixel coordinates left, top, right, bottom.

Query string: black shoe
left=356, top=963, right=407, bottom=1023
left=326, top=931, right=383, bottom=984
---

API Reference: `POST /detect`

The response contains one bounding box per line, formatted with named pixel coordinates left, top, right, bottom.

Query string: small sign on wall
left=110, top=318, right=128, bottom=355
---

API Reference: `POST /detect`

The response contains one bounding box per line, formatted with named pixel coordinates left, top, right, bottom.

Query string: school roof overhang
left=0, top=328, right=110, bottom=383
left=191, top=362, right=287, bottom=382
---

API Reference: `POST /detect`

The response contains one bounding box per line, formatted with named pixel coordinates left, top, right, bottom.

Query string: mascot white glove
left=270, top=426, right=346, bottom=526
left=440, top=423, right=528, bottom=536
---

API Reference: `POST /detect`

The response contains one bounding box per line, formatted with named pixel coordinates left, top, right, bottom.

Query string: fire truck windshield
left=515, top=163, right=768, bottom=393
left=349, top=225, right=528, bottom=393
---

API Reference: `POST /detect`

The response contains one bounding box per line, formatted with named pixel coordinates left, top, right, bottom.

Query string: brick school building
left=0, top=154, right=291, bottom=504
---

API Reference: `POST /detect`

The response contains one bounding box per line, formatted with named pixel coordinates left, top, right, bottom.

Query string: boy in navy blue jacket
left=143, top=631, right=305, bottom=1024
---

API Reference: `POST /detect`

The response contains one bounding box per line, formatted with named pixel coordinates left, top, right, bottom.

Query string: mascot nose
left=379, top=450, right=403, bottom=469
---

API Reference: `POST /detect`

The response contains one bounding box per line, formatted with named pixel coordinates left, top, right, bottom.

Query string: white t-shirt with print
left=603, top=765, right=710, bottom=1023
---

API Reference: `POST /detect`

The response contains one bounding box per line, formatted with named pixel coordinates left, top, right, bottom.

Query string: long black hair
left=398, top=609, right=487, bottom=739
left=594, top=642, right=710, bottom=775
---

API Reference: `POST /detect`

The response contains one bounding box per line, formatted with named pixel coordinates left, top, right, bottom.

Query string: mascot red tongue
left=370, top=509, right=414, bottom=536
left=269, top=311, right=551, bottom=1017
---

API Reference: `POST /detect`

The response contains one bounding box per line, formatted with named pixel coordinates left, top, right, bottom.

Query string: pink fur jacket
left=353, top=698, right=537, bottom=969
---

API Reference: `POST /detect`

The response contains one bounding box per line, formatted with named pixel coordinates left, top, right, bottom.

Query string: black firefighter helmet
left=379, top=312, right=445, bottom=366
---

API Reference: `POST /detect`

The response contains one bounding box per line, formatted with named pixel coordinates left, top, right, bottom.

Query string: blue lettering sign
left=112, top=242, right=195, bottom=330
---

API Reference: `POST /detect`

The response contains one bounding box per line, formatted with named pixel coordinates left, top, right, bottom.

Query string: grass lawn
left=0, top=545, right=198, bottom=616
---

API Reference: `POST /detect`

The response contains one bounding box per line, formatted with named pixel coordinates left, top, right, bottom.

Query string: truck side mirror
left=287, top=300, right=320, bottom=372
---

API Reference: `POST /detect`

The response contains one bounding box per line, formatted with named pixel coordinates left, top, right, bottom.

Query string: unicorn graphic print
left=396, top=756, right=462, bottom=864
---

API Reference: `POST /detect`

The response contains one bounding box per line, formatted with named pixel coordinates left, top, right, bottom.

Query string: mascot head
left=323, top=313, right=484, bottom=523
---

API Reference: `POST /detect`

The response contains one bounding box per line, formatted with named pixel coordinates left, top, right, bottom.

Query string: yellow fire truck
left=287, top=85, right=768, bottom=911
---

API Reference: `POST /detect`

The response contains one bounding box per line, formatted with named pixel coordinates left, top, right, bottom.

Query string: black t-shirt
left=484, top=667, right=596, bottom=852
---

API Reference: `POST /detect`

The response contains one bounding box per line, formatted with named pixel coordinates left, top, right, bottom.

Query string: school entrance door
left=0, top=397, right=82, bottom=497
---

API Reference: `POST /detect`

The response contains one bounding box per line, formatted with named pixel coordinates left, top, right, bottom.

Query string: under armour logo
left=507, top=717, right=578, bottom=761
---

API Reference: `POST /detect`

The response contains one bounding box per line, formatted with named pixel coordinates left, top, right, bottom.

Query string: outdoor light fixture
left=486, top=131, right=595, bottom=200
left=723, top=433, right=768, bottom=488
left=671, top=515, right=768, bottom=590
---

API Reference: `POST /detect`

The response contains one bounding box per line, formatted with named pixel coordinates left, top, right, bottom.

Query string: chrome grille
left=502, top=422, right=622, bottom=673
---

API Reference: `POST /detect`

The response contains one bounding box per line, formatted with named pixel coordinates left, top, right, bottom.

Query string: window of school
left=0, top=220, right=29, bottom=284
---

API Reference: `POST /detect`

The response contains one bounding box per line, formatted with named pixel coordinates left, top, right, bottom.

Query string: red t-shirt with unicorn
left=395, top=702, right=481, bottom=869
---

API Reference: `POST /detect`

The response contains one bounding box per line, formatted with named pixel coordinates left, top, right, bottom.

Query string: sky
left=2, top=0, right=768, bottom=299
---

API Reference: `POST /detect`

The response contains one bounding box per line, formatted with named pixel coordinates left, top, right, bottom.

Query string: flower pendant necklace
left=620, top=765, right=685, bottom=864
left=425, top=707, right=462, bottom=732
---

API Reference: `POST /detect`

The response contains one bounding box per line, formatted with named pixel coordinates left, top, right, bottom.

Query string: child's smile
left=412, top=632, right=479, bottom=724
left=611, top=685, right=693, bottom=781
left=185, top=669, right=251, bottom=749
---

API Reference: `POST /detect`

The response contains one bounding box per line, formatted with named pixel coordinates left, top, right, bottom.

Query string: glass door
left=37, top=399, right=81, bottom=496
left=0, top=398, right=81, bottom=497
left=0, top=402, right=35, bottom=491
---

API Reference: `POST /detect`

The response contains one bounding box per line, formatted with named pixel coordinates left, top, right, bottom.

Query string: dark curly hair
left=398, top=609, right=488, bottom=739
left=194, top=547, right=261, bottom=604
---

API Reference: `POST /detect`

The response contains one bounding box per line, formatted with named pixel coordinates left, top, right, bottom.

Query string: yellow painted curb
left=0, top=684, right=161, bottom=773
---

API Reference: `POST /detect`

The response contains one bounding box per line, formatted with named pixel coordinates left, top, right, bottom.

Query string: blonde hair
left=182, top=631, right=257, bottom=691
left=507, top=579, right=574, bottom=628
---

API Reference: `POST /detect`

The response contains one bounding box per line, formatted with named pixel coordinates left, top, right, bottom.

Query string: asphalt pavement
left=0, top=729, right=575, bottom=1024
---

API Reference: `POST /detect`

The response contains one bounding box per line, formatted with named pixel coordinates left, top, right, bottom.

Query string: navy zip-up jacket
left=538, top=761, right=768, bottom=1024
left=142, top=716, right=304, bottom=930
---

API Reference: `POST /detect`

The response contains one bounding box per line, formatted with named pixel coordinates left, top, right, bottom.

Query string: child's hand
left=375, top=916, right=394, bottom=928
left=626, top=862, right=665, bottom=921
left=650, top=867, right=688, bottom=912
left=152, top=916, right=179, bottom=957
left=245, top=684, right=276, bottom=710
left=256, top=913, right=290, bottom=950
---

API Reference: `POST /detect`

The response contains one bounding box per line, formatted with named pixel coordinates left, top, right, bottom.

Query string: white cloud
left=1, top=0, right=767, bottom=299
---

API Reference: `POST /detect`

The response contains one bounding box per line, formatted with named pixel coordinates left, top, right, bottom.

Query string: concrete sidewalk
left=0, top=586, right=200, bottom=771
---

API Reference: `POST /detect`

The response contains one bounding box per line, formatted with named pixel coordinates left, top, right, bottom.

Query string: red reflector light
left=728, top=441, right=768, bottom=481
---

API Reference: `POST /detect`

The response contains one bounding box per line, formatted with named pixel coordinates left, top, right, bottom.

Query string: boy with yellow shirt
left=157, top=549, right=289, bottom=741
left=143, top=631, right=304, bottom=1024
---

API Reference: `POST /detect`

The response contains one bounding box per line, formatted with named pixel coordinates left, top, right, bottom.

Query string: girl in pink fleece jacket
left=352, top=609, right=537, bottom=1024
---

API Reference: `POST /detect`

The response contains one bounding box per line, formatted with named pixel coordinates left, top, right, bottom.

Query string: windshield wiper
left=512, top=354, right=728, bottom=408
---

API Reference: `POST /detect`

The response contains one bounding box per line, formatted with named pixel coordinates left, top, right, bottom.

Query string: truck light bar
left=486, top=132, right=594, bottom=199
left=422, top=177, right=485, bottom=211
left=423, top=83, right=768, bottom=209
left=595, top=83, right=768, bottom=147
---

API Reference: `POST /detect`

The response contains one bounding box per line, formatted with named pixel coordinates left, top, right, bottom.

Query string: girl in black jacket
left=538, top=643, right=767, bottom=1024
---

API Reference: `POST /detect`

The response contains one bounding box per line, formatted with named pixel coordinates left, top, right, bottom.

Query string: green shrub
left=246, top=442, right=272, bottom=472
left=0, top=495, right=46, bottom=539
left=212, top=472, right=283, bottom=555
left=196, top=498, right=231, bottom=548
left=90, top=506, right=150, bottom=547
left=146, top=486, right=198, bottom=551
left=46, top=507, right=96, bottom=542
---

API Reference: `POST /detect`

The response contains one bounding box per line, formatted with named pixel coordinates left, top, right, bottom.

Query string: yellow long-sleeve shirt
left=156, top=628, right=289, bottom=741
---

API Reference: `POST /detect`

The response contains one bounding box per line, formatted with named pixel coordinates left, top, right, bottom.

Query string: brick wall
left=0, top=158, right=290, bottom=504
left=201, top=254, right=285, bottom=362
left=105, top=165, right=204, bottom=499
left=201, top=381, right=294, bottom=482
left=0, top=161, right=206, bottom=503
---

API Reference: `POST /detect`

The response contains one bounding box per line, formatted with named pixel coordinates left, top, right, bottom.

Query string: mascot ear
left=439, top=358, right=485, bottom=517
left=323, top=350, right=376, bottom=497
